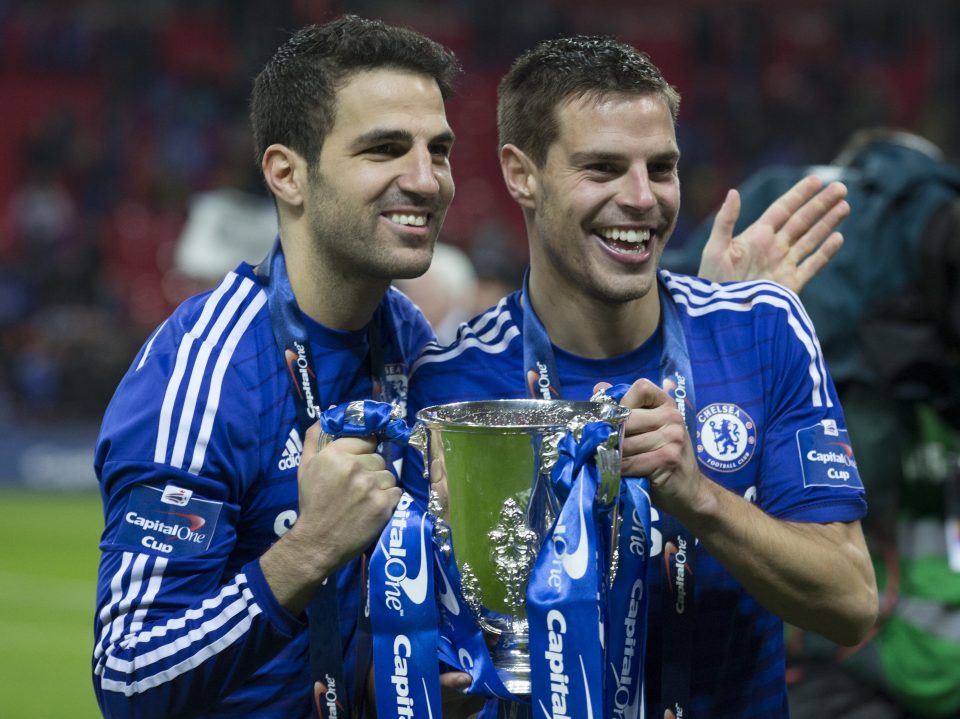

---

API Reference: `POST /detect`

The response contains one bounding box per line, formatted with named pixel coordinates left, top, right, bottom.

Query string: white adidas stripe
left=188, top=289, right=267, bottom=475
left=100, top=602, right=262, bottom=696
left=412, top=325, right=520, bottom=375
left=94, top=551, right=136, bottom=665
left=666, top=273, right=820, bottom=337
left=172, top=277, right=256, bottom=469
left=665, top=274, right=826, bottom=377
left=136, top=319, right=169, bottom=372
left=414, top=297, right=510, bottom=359
left=94, top=553, right=160, bottom=677
left=665, top=273, right=832, bottom=403
left=152, top=272, right=266, bottom=472
left=104, top=585, right=257, bottom=672
left=107, top=553, right=150, bottom=649
left=111, top=577, right=249, bottom=652
left=467, top=296, right=511, bottom=337
left=98, top=575, right=262, bottom=696
left=129, top=559, right=166, bottom=637
left=154, top=274, right=238, bottom=464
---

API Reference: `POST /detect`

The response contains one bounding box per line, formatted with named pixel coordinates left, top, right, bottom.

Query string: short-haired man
left=407, top=35, right=877, bottom=717
left=92, top=17, right=461, bottom=718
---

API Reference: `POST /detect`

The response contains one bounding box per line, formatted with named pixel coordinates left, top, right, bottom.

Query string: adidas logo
left=278, top=428, right=303, bottom=471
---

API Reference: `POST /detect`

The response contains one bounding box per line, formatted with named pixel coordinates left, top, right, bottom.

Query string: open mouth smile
left=385, top=212, right=429, bottom=227
left=595, top=226, right=651, bottom=255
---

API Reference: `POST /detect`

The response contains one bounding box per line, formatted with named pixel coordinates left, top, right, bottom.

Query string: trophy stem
left=489, top=621, right=531, bottom=696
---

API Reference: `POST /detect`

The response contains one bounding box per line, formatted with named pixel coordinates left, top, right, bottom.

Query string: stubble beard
left=304, top=182, right=437, bottom=284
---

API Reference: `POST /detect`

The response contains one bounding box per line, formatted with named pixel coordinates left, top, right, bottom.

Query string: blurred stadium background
left=0, top=0, right=957, bottom=716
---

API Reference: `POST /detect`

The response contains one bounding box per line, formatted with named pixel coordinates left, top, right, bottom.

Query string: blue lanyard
left=522, top=272, right=562, bottom=401
left=256, top=239, right=396, bottom=719
left=521, top=269, right=696, bottom=717
left=653, top=284, right=697, bottom=719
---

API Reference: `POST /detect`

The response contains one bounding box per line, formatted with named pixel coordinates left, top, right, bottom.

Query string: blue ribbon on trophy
left=319, top=400, right=411, bottom=445
left=597, top=383, right=651, bottom=719
left=527, top=422, right=613, bottom=718
left=318, top=400, right=445, bottom=719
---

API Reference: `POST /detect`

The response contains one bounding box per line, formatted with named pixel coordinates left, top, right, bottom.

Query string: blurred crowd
left=0, top=0, right=958, bottom=424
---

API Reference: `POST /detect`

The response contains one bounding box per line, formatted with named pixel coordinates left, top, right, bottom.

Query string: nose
left=618, top=166, right=656, bottom=212
left=397, top=146, right=441, bottom=197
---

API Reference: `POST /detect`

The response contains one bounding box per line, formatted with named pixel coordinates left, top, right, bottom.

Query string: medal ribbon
left=521, top=270, right=696, bottom=718
left=653, top=285, right=697, bottom=719
left=256, top=240, right=410, bottom=718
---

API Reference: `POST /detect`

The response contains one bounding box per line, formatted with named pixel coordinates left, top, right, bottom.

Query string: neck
left=280, top=235, right=388, bottom=332
left=526, top=271, right=661, bottom=359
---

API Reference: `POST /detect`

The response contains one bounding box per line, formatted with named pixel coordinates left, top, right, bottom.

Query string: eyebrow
left=570, top=149, right=681, bottom=165
left=349, top=128, right=456, bottom=151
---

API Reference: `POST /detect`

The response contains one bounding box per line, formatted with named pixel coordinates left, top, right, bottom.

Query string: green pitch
left=0, top=489, right=104, bottom=718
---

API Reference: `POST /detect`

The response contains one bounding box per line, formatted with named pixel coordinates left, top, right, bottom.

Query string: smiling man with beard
left=90, top=17, right=470, bottom=718
left=407, top=35, right=878, bottom=718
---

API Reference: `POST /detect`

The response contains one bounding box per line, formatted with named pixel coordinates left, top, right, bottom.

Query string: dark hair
left=250, top=15, right=460, bottom=169
left=497, top=35, right=680, bottom=167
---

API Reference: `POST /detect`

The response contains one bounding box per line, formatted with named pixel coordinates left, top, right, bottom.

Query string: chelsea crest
left=696, top=403, right=757, bottom=472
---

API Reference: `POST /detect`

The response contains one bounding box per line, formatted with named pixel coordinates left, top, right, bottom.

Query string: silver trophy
left=410, top=399, right=631, bottom=695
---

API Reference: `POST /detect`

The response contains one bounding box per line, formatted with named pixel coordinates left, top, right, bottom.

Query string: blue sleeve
left=91, top=284, right=304, bottom=719
left=756, top=290, right=867, bottom=523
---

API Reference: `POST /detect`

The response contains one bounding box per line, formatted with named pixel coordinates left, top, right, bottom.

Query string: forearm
left=669, top=476, right=878, bottom=645
left=259, top=522, right=341, bottom=616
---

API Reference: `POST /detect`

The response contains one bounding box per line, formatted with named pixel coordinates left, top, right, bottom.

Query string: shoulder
left=410, top=293, right=520, bottom=378
left=97, top=267, right=276, bottom=475
left=144, top=266, right=270, bottom=356
left=661, top=270, right=814, bottom=335
left=663, top=271, right=834, bottom=407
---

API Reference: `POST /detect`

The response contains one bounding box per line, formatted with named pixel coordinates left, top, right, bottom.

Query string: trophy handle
left=408, top=422, right=455, bottom=565
left=594, top=441, right=622, bottom=507
left=408, top=421, right=428, bottom=456
left=407, top=421, right=449, bottom=523
left=595, top=440, right=624, bottom=586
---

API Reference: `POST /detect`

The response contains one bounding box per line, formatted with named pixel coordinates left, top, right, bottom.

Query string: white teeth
left=599, top=227, right=651, bottom=244
left=388, top=213, right=427, bottom=227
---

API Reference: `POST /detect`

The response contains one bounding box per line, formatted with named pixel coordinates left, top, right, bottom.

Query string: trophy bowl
left=415, top=399, right=631, bottom=695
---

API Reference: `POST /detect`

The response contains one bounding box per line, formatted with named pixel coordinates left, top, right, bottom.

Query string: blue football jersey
left=93, top=261, right=433, bottom=719
left=405, top=271, right=866, bottom=718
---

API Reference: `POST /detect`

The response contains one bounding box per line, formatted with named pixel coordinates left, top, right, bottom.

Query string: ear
left=261, top=144, right=308, bottom=209
left=500, top=143, right=539, bottom=210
